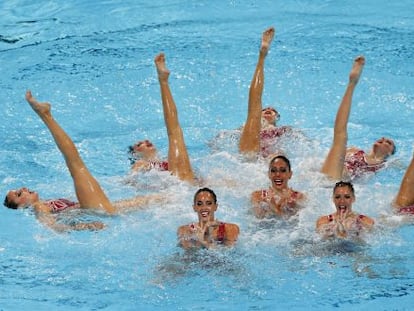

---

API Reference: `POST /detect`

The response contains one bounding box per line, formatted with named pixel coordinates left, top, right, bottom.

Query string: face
left=333, top=186, right=355, bottom=216
left=372, top=137, right=395, bottom=157
left=6, top=188, right=39, bottom=208
left=193, top=191, right=217, bottom=223
left=130, top=140, right=156, bottom=156
left=261, top=107, right=279, bottom=126
left=268, top=158, right=292, bottom=190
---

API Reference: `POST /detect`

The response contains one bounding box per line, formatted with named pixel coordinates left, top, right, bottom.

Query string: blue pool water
left=1, top=0, right=414, bottom=310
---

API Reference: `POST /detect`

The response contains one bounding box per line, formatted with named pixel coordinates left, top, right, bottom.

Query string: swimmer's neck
left=364, top=152, right=386, bottom=165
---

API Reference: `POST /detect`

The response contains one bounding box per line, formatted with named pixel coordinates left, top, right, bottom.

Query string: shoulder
left=251, top=189, right=267, bottom=202
left=346, top=147, right=363, bottom=155
left=316, top=214, right=333, bottom=226
left=220, top=222, right=240, bottom=242
left=131, top=160, right=149, bottom=171
left=177, top=223, right=194, bottom=235
left=224, top=222, right=240, bottom=233
left=291, top=189, right=305, bottom=201
left=357, top=213, right=375, bottom=226
left=33, top=201, right=53, bottom=213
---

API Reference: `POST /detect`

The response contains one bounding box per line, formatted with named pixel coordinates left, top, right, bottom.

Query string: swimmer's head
left=332, top=181, right=355, bottom=212
left=193, top=187, right=217, bottom=205
left=261, top=107, right=280, bottom=127
left=333, top=181, right=355, bottom=196
left=128, top=140, right=157, bottom=162
left=268, top=155, right=292, bottom=190
left=372, top=137, right=396, bottom=158
left=269, top=155, right=291, bottom=171
left=4, top=188, right=39, bottom=209
left=193, top=188, right=218, bottom=222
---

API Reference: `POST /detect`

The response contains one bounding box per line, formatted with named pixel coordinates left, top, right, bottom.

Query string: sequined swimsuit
left=260, top=126, right=291, bottom=140
left=260, top=126, right=292, bottom=157
left=45, top=198, right=78, bottom=213
left=345, top=149, right=384, bottom=178
left=148, top=160, right=169, bottom=171
left=397, top=205, right=414, bottom=215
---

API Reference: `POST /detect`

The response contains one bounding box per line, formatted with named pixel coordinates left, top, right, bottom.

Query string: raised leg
left=239, top=27, right=275, bottom=155
left=154, top=53, right=195, bottom=183
left=26, top=90, right=115, bottom=213
left=320, top=56, right=365, bottom=180
left=395, top=151, right=414, bottom=207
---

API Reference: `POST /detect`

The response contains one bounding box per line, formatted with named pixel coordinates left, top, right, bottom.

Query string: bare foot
left=154, top=53, right=170, bottom=81
left=25, top=90, right=51, bottom=116
left=349, top=56, right=365, bottom=84
left=260, top=27, right=275, bottom=55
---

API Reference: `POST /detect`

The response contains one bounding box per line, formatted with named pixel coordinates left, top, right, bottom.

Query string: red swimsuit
left=260, top=126, right=291, bottom=140
left=148, top=160, right=169, bottom=171
left=45, top=199, right=78, bottom=213
left=345, top=150, right=384, bottom=178
left=397, top=205, right=414, bottom=215
left=260, top=126, right=291, bottom=157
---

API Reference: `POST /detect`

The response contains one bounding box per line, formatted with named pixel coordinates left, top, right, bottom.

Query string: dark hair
left=269, top=155, right=291, bottom=171
left=3, top=195, right=18, bottom=209
left=127, top=145, right=138, bottom=165
left=333, top=181, right=355, bottom=196
left=193, top=187, right=217, bottom=204
left=391, top=142, right=396, bottom=155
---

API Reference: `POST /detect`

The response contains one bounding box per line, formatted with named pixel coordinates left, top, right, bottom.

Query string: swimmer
left=239, top=26, right=294, bottom=158
left=128, top=140, right=169, bottom=172
left=251, top=155, right=305, bottom=219
left=177, top=188, right=240, bottom=249
left=4, top=91, right=166, bottom=232
left=321, top=56, right=395, bottom=180
left=128, top=53, right=196, bottom=183
left=316, top=181, right=374, bottom=240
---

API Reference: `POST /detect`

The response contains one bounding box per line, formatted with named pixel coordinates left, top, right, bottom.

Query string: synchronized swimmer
left=321, top=56, right=395, bottom=181
left=4, top=27, right=414, bottom=249
left=251, top=155, right=305, bottom=219
left=128, top=53, right=196, bottom=183
left=177, top=188, right=239, bottom=250
left=4, top=91, right=165, bottom=232
left=239, top=27, right=295, bottom=159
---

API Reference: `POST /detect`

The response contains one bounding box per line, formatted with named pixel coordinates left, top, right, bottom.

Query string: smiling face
left=332, top=183, right=355, bottom=216
left=193, top=190, right=217, bottom=224
left=268, top=157, right=292, bottom=190
left=5, top=188, right=39, bottom=209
